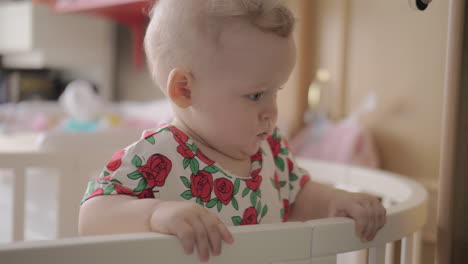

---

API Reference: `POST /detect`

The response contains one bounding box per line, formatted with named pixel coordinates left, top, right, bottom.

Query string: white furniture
left=0, top=1, right=115, bottom=100
left=0, top=151, right=427, bottom=264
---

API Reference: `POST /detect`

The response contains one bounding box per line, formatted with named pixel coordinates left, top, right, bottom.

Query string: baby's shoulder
left=125, top=125, right=181, bottom=155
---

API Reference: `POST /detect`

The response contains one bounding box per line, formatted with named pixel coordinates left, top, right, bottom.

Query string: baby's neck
left=170, top=119, right=253, bottom=178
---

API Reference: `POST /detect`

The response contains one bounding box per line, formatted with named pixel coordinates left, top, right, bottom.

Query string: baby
left=79, top=0, right=386, bottom=262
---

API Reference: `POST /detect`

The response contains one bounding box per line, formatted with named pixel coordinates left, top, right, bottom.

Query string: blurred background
left=0, top=0, right=460, bottom=263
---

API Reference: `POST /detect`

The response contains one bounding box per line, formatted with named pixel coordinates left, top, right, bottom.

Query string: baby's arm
left=79, top=195, right=234, bottom=262
left=289, top=181, right=386, bottom=242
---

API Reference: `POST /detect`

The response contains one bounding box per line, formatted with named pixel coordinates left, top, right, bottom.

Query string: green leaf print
left=196, top=197, right=204, bottom=206
left=217, top=200, right=222, bottom=212
left=255, top=189, right=261, bottom=198
left=127, top=170, right=142, bottom=180
left=145, top=136, right=155, bottom=144
left=110, top=179, right=122, bottom=185
left=103, top=171, right=110, bottom=177
left=133, top=178, right=148, bottom=193
left=180, top=176, right=191, bottom=189
left=242, top=187, right=250, bottom=197
left=89, top=181, right=96, bottom=192
left=187, top=143, right=198, bottom=153
left=203, top=165, right=219, bottom=174
left=280, top=208, right=284, bottom=219
left=274, top=157, right=285, bottom=171
left=183, top=158, right=191, bottom=169
left=132, top=155, right=142, bottom=167
left=256, top=201, right=262, bottom=215
left=233, top=179, right=240, bottom=195
left=289, top=183, right=293, bottom=191
left=279, top=181, right=287, bottom=188
left=97, top=180, right=109, bottom=184
left=289, top=173, right=298, bottom=181
left=104, top=184, right=115, bottom=195
left=250, top=191, right=257, bottom=207
left=232, top=197, right=239, bottom=210
left=273, top=129, right=279, bottom=139
left=261, top=205, right=268, bottom=217
left=280, top=148, right=289, bottom=155
left=206, top=198, right=218, bottom=208
left=270, top=178, right=277, bottom=190
left=232, top=216, right=242, bottom=226
left=190, top=159, right=199, bottom=175
left=181, top=190, right=193, bottom=200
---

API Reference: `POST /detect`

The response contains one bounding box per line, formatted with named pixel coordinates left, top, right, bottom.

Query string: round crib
left=0, top=153, right=427, bottom=264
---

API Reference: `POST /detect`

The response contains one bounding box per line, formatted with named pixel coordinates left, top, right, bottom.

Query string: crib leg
left=412, top=231, right=421, bottom=264
left=368, top=245, right=385, bottom=264
left=401, top=233, right=414, bottom=264
left=12, top=168, right=25, bottom=242
left=385, top=242, right=394, bottom=264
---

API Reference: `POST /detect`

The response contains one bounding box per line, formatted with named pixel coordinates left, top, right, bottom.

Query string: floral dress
left=81, top=124, right=310, bottom=225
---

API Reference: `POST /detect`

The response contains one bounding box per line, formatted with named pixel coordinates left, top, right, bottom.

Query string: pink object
left=290, top=121, right=380, bottom=168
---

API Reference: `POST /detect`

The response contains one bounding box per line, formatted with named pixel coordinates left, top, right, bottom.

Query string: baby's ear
left=167, top=68, right=194, bottom=108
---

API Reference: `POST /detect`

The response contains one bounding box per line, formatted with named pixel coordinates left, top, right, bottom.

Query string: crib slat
left=401, top=234, right=414, bottom=264
left=12, top=168, right=26, bottom=242
left=385, top=242, right=394, bottom=264
left=56, top=158, right=81, bottom=238
left=412, top=231, right=421, bottom=264
left=368, top=245, right=385, bottom=264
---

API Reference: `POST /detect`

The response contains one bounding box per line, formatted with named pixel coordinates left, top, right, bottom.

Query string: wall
left=309, top=0, right=450, bottom=262
left=115, top=25, right=164, bottom=102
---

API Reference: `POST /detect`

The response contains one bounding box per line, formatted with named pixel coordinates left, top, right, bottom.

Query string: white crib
left=0, top=150, right=427, bottom=264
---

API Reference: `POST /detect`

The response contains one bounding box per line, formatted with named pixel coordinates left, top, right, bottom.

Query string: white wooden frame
left=0, top=153, right=427, bottom=264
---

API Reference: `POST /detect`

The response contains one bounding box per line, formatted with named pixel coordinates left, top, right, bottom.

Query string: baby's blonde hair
left=144, top=0, right=295, bottom=89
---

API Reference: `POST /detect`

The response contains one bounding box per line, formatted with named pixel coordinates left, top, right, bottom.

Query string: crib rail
left=0, top=151, right=111, bottom=241
left=0, top=155, right=427, bottom=264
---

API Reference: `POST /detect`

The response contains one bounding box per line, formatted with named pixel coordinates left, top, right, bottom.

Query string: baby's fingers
left=346, top=202, right=370, bottom=241
left=200, top=214, right=223, bottom=256
left=217, top=219, right=234, bottom=244
left=190, top=217, right=211, bottom=262
left=173, top=221, right=196, bottom=255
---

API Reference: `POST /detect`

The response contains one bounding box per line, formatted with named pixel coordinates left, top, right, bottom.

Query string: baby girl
left=79, top=0, right=386, bottom=262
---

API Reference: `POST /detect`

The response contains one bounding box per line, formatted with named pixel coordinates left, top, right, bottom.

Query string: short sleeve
left=81, top=130, right=173, bottom=204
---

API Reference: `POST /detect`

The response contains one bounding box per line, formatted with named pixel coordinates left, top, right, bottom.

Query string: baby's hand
left=328, top=191, right=386, bottom=242
left=150, top=201, right=234, bottom=262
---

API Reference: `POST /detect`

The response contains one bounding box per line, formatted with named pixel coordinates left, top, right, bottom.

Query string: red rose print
left=190, top=170, right=213, bottom=202
left=267, top=136, right=281, bottom=157
left=106, top=149, right=126, bottom=171
left=197, top=149, right=215, bottom=165
left=274, top=172, right=280, bottom=189
left=282, top=199, right=290, bottom=222
left=214, top=178, right=234, bottom=205
left=137, top=188, right=155, bottom=199
left=95, top=174, right=112, bottom=181
left=240, top=207, right=258, bottom=225
left=112, top=183, right=135, bottom=196
left=300, top=174, right=310, bottom=188
left=251, top=150, right=262, bottom=162
left=168, top=126, right=188, bottom=143
left=245, top=169, right=262, bottom=191
left=287, top=158, right=294, bottom=173
left=138, top=154, right=172, bottom=188
left=177, top=144, right=195, bottom=159
left=142, top=130, right=157, bottom=139
left=88, top=188, right=104, bottom=200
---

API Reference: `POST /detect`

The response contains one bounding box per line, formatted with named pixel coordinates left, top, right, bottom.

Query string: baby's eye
left=248, top=92, right=264, bottom=101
